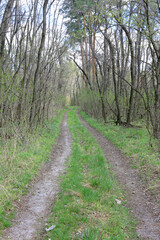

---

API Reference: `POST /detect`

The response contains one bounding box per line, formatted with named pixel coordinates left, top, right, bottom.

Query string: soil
left=1, top=112, right=72, bottom=240
left=78, top=112, right=160, bottom=240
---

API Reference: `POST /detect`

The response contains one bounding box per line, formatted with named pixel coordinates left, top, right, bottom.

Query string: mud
left=2, top=112, right=72, bottom=240
left=78, top=112, right=160, bottom=240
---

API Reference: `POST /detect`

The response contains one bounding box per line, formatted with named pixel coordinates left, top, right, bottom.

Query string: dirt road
left=2, top=112, right=72, bottom=240
left=1, top=111, right=160, bottom=240
left=78, top=112, right=160, bottom=240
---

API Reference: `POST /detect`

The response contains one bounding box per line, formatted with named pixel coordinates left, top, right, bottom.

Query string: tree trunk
left=154, top=55, right=160, bottom=139
left=105, top=35, right=121, bottom=124
left=29, top=0, right=49, bottom=126
left=0, top=0, right=15, bottom=59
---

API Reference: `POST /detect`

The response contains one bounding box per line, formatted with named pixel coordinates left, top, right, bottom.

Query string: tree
left=66, top=0, right=160, bottom=143
left=0, top=0, right=69, bottom=138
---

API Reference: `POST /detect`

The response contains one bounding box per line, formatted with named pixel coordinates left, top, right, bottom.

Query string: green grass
left=0, top=110, right=66, bottom=235
left=79, top=110, right=160, bottom=194
left=44, top=109, right=137, bottom=240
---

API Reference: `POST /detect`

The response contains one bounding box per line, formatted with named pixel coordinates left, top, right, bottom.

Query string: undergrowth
left=79, top=110, right=160, bottom=196
left=44, top=109, right=137, bottom=240
left=0, top=110, right=65, bottom=235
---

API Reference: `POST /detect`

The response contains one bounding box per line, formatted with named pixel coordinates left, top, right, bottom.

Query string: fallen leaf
left=115, top=199, right=121, bottom=205
left=45, top=225, right=56, bottom=232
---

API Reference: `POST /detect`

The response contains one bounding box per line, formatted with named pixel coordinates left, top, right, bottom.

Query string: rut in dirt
left=78, top=112, right=160, bottom=240
left=2, top=112, right=72, bottom=240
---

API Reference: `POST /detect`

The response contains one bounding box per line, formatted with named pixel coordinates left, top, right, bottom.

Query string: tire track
left=78, top=111, right=160, bottom=240
left=2, top=112, right=72, bottom=240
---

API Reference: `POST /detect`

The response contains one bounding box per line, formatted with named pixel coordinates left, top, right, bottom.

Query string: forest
left=1, top=0, right=160, bottom=140
left=0, top=0, right=160, bottom=239
left=64, top=0, right=160, bottom=138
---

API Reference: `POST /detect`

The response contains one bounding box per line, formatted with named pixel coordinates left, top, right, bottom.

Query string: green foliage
left=77, top=88, right=102, bottom=119
left=44, top=110, right=137, bottom=240
left=61, top=0, right=97, bottom=44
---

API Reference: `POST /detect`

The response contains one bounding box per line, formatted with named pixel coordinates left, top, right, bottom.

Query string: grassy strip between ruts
left=0, top=109, right=66, bottom=235
left=44, top=109, right=137, bottom=240
left=79, top=110, right=160, bottom=195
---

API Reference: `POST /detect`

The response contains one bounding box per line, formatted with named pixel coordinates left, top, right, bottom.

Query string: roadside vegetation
left=79, top=110, right=160, bottom=198
left=44, top=109, right=137, bottom=240
left=0, top=110, right=65, bottom=235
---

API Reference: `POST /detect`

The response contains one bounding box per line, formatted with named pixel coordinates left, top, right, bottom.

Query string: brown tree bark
left=104, top=34, right=121, bottom=125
